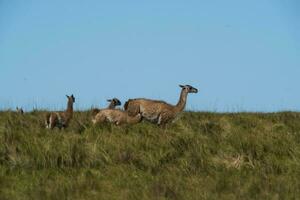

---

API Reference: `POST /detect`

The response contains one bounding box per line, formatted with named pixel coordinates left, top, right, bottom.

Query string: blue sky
left=0, top=0, right=299, bottom=111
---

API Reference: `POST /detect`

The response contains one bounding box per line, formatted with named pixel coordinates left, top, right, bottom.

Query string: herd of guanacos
left=16, top=85, right=198, bottom=129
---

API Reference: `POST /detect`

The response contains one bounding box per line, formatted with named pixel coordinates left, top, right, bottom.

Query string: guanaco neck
left=65, top=100, right=74, bottom=119
left=108, top=102, right=116, bottom=109
left=174, top=89, right=188, bottom=113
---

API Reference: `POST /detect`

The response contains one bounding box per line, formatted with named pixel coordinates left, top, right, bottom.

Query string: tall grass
left=0, top=111, right=300, bottom=199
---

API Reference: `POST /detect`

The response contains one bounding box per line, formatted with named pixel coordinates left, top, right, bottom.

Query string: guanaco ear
left=179, top=85, right=185, bottom=88
left=66, top=95, right=70, bottom=98
left=107, top=99, right=112, bottom=102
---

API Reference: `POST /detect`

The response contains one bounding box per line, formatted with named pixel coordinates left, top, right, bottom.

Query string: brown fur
left=45, top=95, right=75, bottom=129
left=124, top=85, right=198, bottom=125
left=92, top=109, right=142, bottom=126
left=91, top=98, right=121, bottom=116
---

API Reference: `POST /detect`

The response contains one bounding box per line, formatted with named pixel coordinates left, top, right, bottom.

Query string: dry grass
left=0, top=111, right=300, bottom=199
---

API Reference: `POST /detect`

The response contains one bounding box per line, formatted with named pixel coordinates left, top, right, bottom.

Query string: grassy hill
left=0, top=111, right=300, bottom=199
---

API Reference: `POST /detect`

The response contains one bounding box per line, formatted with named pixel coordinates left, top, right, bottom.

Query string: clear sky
left=0, top=0, right=299, bottom=112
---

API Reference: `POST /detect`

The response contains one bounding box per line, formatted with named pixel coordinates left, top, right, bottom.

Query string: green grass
left=1, top=111, right=300, bottom=199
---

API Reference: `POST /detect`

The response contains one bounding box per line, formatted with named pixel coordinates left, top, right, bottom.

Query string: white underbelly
left=142, top=113, right=159, bottom=122
left=106, top=115, right=115, bottom=123
left=140, top=106, right=159, bottom=122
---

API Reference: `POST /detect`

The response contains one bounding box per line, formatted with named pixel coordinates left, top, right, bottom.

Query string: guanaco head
left=107, top=98, right=121, bottom=107
left=66, top=94, right=76, bottom=103
left=179, top=85, right=198, bottom=93
left=16, top=107, right=24, bottom=114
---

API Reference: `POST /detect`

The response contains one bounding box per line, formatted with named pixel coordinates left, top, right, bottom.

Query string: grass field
left=0, top=111, right=300, bottom=199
